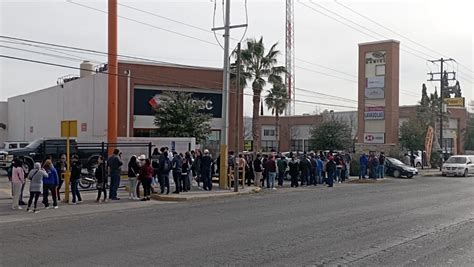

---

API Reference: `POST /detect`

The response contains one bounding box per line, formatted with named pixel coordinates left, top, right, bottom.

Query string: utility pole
left=427, top=58, right=456, bottom=170
left=107, top=0, right=118, bottom=155
left=234, top=42, right=241, bottom=192
left=212, top=0, right=247, bottom=189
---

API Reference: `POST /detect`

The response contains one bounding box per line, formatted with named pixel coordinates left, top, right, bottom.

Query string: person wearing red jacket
left=139, top=158, right=154, bottom=201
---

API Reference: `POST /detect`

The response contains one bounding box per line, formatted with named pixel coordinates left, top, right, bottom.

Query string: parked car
left=4, top=138, right=102, bottom=174
left=441, top=155, right=474, bottom=177
left=0, top=141, right=30, bottom=170
left=385, top=157, right=418, bottom=178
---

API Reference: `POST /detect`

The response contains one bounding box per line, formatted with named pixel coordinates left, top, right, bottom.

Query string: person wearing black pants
left=95, top=156, right=107, bottom=203
left=139, top=159, right=154, bottom=201
left=70, top=156, right=83, bottom=204
left=288, top=157, right=299, bottom=188
left=42, top=160, right=59, bottom=209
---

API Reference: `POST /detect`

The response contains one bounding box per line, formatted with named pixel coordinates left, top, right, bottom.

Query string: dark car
left=385, top=157, right=418, bottom=178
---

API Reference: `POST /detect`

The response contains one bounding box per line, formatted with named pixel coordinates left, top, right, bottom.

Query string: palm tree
left=265, top=81, right=289, bottom=152
left=240, top=37, right=286, bottom=151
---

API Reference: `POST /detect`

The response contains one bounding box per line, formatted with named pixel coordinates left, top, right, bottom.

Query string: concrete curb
left=150, top=188, right=258, bottom=202
left=347, top=179, right=383, bottom=184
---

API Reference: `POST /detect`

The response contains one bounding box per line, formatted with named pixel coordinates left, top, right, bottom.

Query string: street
left=1, top=175, right=473, bottom=266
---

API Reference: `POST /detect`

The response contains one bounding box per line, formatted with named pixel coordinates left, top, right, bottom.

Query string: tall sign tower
left=285, top=0, right=295, bottom=115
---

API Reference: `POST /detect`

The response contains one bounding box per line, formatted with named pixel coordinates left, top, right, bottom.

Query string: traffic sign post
left=61, top=120, right=77, bottom=203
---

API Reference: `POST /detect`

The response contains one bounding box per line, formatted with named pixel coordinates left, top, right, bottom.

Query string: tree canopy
left=153, top=91, right=212, bottom=141
left=310, top=117, right=352, bottom=151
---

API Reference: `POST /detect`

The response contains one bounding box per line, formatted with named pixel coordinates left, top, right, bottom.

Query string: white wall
left=7, top=74, right=108, bottom=142
left=0, top=102, right=8, bottom=145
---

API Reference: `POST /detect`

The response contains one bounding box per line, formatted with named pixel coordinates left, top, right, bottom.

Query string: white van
left=441, top=155, right=474, bottom=177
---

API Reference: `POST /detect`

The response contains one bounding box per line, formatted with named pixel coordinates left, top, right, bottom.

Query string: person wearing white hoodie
left=11, top=159, right=25, bottom=210
left=26, top=163, right=48, bottom=213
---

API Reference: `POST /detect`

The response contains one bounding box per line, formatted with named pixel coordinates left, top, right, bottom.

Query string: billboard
left=134, top=88, right=222, bottom=118
left=364, top=107, right=385, bottom=120
left=363, top=133, right=385, bottom=144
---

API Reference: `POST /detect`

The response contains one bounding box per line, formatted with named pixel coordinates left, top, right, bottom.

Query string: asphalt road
left=1, top=176, right=473, bottom=266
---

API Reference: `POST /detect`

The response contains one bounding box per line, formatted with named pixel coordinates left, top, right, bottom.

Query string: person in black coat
left=288, top=157, right=300, bottom=188
left=95, top=156, right=107, bottom=202
left=326, top=156, right=336, bottom=187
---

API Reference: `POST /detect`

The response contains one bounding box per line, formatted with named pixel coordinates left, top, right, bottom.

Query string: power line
left=298, top=0, right=428, bottom=62
left=0, top=44, right=85, bottom=62
left=0, top=53, right=359, bottom=110
left=333, top=0, right=474, bottom=75
left=67, top=0, right=219, bottom=47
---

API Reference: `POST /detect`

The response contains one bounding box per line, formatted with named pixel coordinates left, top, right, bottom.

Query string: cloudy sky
left=0, top=0, right=473, bottom=115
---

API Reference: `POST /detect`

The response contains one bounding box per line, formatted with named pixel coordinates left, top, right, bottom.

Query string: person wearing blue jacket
left=42, top=159, right=59, bottom=209
left=359, top=153, right=368, bottom=179
left=316, top=156, right=324, bottom=185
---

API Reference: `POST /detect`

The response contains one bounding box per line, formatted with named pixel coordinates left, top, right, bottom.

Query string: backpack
left=162, top=157, right=171, bottom=173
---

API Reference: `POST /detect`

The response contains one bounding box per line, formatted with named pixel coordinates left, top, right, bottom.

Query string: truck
left=0, top=141, right=31, bottom=170
left=2, top=138, right=103, bottom=174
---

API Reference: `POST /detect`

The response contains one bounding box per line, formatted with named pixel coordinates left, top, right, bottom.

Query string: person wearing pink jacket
left=11, top=159, right=25, bottom=210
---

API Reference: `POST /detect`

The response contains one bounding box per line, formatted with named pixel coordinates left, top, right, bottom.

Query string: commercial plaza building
left=253, top=105, right=470, bottom=154
left=2, top=61, right=244, bottom=153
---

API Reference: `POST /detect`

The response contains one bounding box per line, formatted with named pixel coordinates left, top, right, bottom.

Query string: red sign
left=81, top=123, right=87, bottom=132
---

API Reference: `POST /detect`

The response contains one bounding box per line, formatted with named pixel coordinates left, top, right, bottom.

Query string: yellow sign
left=444, top=97, right=465, bottom=107
left=61, top=120, right=78, bottom=137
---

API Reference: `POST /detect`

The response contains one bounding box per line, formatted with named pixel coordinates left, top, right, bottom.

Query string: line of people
left=358, top=152, right=385, bottom=179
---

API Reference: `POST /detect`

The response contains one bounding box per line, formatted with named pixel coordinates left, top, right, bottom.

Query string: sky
left=0, top=0, right=473, bottom=116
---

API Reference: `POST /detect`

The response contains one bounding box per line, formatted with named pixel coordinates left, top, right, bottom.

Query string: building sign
left=365, top=51, right=386, bottom=65
left=366, top=76, right=385, bottom=88
left=444, top=97, right=465, bottom=107
left=364, top=107, right=385, bottom=120
left=134, top=88, right=223, bottom=118
left=365, top=87, right=385, bottom=99
left=364, top=133, right=385, bottom=144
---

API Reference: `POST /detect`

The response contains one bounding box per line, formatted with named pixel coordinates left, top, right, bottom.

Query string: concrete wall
left=7, top=74, right=108, bottom=142
left=0, top=102, right=7, bottom=146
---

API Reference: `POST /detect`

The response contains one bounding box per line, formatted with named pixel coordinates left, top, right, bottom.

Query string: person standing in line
left=95, top=156, right=107, bottom=203
left=192, top=150, right=202, bottom=189
left=11, top=159, right=25, bottom=210
left=372, top=154, right=380, bottom=179
left=310, top=154, right=317, bottom=186
left=184, top=151, right=193, bottom=191
left=151, top=148, right=160, bottom=186
left=138, top=158, right=153, bottom=201
left=265, top=155, right=277, bottom=190
left=158, top=150, right=172, bottom=194
left=253, top=154, right=263, bottom=187
left=128, top=155, right=140, bottom=200
left=316, top=156, right=324, bottom=185
left=172, top=152, right=183, bottom=194
left=70, top=155, right=83, bottom=204
left=299, top=155, right=309, bottom=186
left=200, top=149, right=213, bottom=191
left=378, top=152, right=386, bottom=179
left=54, top=154, right=67, bottom=202
left=359, top=153, right=368, bottom=179
left=344, top=153, right=352, bottom=180
left=245, top=155, right=254, bottom=187
left=181, top=153, right=190, bottom=192
left=326, top=156, right=336, bottom=188
left=42, top=160, right=59, bottom=209
left=261, top=154, right=268, bottom=188
left=238, top=154, right=246, bottom=186
left=26, top=163, right=48, bottom=213
left=107, top=149, right=123, bottom=200
left=288, top=156, right=299, bottom=188
left=277, top=155, right=287, bottom=187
